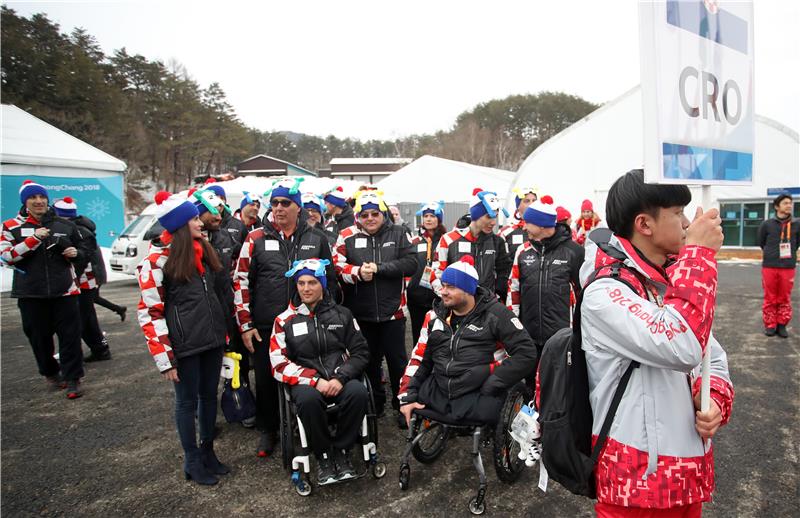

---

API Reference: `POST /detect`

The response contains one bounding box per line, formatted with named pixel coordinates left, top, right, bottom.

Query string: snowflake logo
left=85, top=197, right=111, bottom=220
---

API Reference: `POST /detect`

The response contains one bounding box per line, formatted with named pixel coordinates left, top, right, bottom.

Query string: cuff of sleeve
left=310, top=376, right=319, bottom=387
left=240, top=322, right=253, bottom=333
left=681, top=244, right=717, bottom=261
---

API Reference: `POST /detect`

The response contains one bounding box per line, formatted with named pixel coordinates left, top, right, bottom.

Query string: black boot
left=765, top=327, right=777, bottom=337
left=776, top=324, right=789, bottom=338
left=118, top=306, right=127, bottom=322
left=200, top=440, right=230, bottom=475
left=184, top=450, right=218, bottom=485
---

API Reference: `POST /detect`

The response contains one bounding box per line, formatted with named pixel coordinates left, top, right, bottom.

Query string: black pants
left=78, top=289, right=108, bottom=355
left=252, top=326, right=279, bottom=432
left=291, top=379, right=368, bottom=457
left=93, top=288, right=125, bottom=314
left=407, top=302, right=430, bottom=346
left=358, top=319, right=408, bottom=412
left=173, top=347, right=223, bottom=461
left=18, top=296, right=84, bottom=382
left=418, top=377, right=503, bottom=425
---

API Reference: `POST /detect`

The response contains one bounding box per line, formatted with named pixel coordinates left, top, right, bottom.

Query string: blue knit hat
left=154, top=191, right=199, bottom=234
left=469, top=188, right=508, bottom=221
left=53, top=197, right=77, bottom=218
left=285, top=258, right=329, bottom=289
left=206, top=184, right=226, bottom=199
left=189, top=188, right=221, bottom=217
left=523, top=201, right=557, bottom=228
left=240, top=191, right=262, bottom=210
left=266, top=177, right=304, bottom=207
left=324, top=187, right=348, bottom=208
left=19, top=180, right=48, bottom=204
left=441, top=255, right=479, bottom=295
left=354, top=190, right=387, bottom=215
left=416, top=200, right=444, bottom=222
left=302, top=192, right=325, bottom=214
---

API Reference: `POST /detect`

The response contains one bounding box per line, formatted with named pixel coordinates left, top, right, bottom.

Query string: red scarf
left=160, top=230, right=205, bottom=275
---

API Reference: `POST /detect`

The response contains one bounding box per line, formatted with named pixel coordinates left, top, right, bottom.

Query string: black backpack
left=537, top=235, right=643, bottom=498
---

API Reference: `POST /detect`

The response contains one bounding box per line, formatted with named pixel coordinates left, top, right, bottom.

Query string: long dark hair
left=163, top=224, right=222, bottom=283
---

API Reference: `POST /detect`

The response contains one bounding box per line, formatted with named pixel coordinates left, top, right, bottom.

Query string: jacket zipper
left=173, top=306, right=185, bottom=341
left=371, top=235, right=380, bottom=322
left=537, top=244, right=546, bottom=343
left=201, top=273, right=216, bottom=341
left=314, top=314, right=330, bottom=379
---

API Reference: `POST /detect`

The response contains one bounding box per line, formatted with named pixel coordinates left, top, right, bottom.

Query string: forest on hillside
left=1, top=7, right=599, bottom=211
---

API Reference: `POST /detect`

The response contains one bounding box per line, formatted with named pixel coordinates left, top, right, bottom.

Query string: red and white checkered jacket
left=79, top=263, right=98, bottom=290
left=269, top=304, right=322, bottom=386
left=136, top=243, right=174, bottom=373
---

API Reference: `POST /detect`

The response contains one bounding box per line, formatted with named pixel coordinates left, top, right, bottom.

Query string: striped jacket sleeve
left=430, top=232, right=454, bottom=294
left=136, top=249, right=174, bottom=373
left=0, top=218, right=42, bottom=264
left=398, top=310, right=435, bottom=404
left=506, top=242, right=528, bottom=316
left=333, top=226, right=361, bottom=284
left=269, top=311, right=319, bottom=386
left=233, top=230, right=258, bottom=332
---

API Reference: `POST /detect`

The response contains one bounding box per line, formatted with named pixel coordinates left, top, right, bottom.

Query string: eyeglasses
left=359, top=211, right=382, bottom=219
left=270, top=199, right=293, bottom=208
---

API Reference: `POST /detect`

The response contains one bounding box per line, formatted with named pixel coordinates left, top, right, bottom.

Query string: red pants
left=596, top=502, right=702, bottom=518
left=762, top=267, right=795, bottom=328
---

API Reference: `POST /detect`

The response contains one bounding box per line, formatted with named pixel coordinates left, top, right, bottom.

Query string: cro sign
left=639, top=0, right=754, bottom=184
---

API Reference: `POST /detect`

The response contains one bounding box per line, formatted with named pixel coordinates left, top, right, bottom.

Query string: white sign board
left=639, top=0, right=754, bottom=185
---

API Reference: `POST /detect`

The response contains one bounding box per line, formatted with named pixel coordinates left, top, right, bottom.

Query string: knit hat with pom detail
left=469, top=188, right=508, bottom=221
left=441, top=255, right=480, bottom=295
left=53, top=197, right=78, bottom=218
left=324, top=186, right=349, bottom=208
left=523, top=201, right=557, bottom=228
left=19, top=180, right=49, bottom=204
left=581, top=199, right=594, bottom=212
left=155, top=191, right=199, bottom=234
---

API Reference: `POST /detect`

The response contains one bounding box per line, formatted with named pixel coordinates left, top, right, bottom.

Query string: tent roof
left=376, top=155, right=515, bottom=203
left=0, top=104, right=126, bottom=172
left=507, top=86, right=800, bottom=219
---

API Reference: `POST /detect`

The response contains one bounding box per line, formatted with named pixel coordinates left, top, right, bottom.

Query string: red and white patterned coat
left=136, top=244, right=174, bottom=373
left=580, top=233, right=734, bottom=509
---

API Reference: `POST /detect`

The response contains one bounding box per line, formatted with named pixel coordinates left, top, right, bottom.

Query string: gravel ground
left=1, top=263, right=797, bottom=517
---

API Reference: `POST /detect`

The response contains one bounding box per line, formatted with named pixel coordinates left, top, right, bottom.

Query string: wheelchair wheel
left=363, top=377, right=379, bottom=447
left=411, top=419, right=449, bottom=464
left=295, top=477, right=312, bottom=496
left=372, top=461, right=387, bottom=478
left=493, top=382, right=531, bottom=483
left=468, top=496, right=486, bottom=515
left=399, top=464, right=411, bottom=490
left=278, top=385, right=294, bottom=471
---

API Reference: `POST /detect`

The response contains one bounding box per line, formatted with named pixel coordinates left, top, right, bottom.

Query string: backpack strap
left=589, top=359, right=639, bottom=463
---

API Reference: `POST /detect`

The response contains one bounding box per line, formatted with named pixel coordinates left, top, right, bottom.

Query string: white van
left=109, top=203, right=163, bottom=275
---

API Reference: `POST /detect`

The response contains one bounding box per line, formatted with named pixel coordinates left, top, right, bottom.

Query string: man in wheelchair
left=398, top=255, right=537, bottom=428
left=269, top=258, right=370, bottom=485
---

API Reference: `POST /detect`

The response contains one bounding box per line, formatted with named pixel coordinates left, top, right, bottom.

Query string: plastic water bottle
left=510, top=403, right=542, bottom=467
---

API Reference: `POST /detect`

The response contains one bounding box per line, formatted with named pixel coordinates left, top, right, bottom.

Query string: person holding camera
left=1, top=181, right=91, bottom=398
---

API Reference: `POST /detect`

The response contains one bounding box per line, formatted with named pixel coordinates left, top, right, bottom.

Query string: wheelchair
left=397, top=382, right=531, bottom=515
left=277, top=377, right=387, bottom=496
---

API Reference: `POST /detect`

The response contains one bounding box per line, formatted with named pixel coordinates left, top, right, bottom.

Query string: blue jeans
left=173, top=347, right=223, bottom=460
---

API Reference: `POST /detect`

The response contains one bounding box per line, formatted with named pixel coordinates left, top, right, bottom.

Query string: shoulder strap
left=589, top=359, right=639, bottom=463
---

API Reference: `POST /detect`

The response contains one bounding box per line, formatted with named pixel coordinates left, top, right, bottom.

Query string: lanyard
left=781, top=220, right=791, bottom=242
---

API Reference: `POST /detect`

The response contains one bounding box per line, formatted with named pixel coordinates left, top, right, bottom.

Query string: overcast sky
left=6, top=0, right=799, bottom=141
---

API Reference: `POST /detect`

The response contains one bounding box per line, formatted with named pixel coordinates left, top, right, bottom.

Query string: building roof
left=237, top=154, right=316, bottom=176
left=0, top=104, right=126, bottom=172
left=376, top=155, right=515, bottom=203
left=330, top=157, right=413, bottom=165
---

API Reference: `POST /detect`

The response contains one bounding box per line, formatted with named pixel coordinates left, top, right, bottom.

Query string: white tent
left=377, top=155, right=516, bottom=204
left=505, top=86, right=799, bottom=247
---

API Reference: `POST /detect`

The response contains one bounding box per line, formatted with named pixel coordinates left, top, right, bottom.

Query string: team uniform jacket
left=499, top=218, right=527, bottom=261
left=137, top=239, right=228, bottom=372
left=430, top=227, right=511, bottom=301
left=234, top=212, right=337, bottom=333
left=580, top=232, right=734, bottom=509
left=507, top=223, right=584, bottom=345
left=69, top=215, right=107, bottom=290
left=333, top=219, right=417, bottom=322
left=398, top=287, right=537, bottom=404
left=269, top=293, right=370, bottom=386
left=758, top=216, right=799, bottom=268
left=219, top=210, right=246, bottom=262
left=407, top=228, right=444, bottom=309
left=575, top=215, right=602, bottom=246
left=1, top=207, right=88, bottom=298
left=324, top=204, right=355, bottom=238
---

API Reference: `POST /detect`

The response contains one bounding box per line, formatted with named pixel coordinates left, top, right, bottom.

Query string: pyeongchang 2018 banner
left=639, top=0, right=754, bottom=185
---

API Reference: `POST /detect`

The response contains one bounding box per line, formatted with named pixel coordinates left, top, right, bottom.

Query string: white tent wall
left=505, top=86, right=799, bottom=245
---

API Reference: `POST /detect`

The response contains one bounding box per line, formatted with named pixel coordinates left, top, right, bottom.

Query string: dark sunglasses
left=270, top=199, right=293, bottom=208
left=359, top=210, right=382, bottom=219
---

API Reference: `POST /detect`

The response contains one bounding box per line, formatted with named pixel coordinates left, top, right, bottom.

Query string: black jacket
left=401, top=287, right=537, bottom=404
left=437, top=228, right=511, bottom=300
left=159, top=243, right=228, bottom=360
left=235, top=211, right=338, bottom=332
left=325, top=204, right=355, bottom=238
left=277, top=293, right=370, bottom=385
left=335, top=219, right=418, bottom=322
left=70, top=215, right=107, bottom=286
left=759, top=216, right=799, bottom=268
left=219, top=209, right=246, bottom=255
left=511, top=223, right=584, bottom=345
left=3, top=207, right=91, bottom=298
left=407, top=227, right=444, bottom=308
